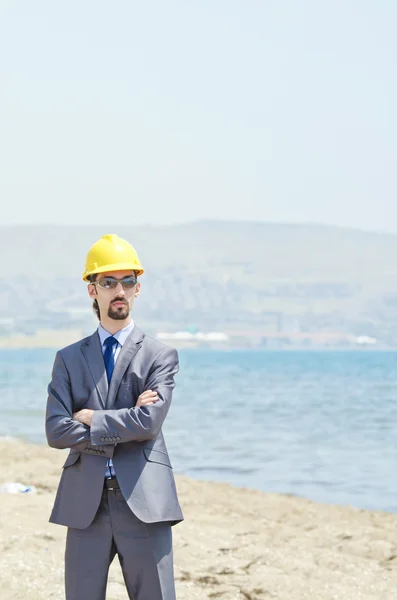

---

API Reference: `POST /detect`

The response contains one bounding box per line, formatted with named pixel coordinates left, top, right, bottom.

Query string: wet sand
left=1, top=440, right=397, bottom=599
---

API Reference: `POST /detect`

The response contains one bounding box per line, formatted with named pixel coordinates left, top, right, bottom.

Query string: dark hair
left=87, top=274, right=100, bottom=320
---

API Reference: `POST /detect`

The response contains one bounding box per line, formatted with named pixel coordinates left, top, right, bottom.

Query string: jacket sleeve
left=90, top=346, right=178, bottom=445
left=45, top=350, right=114, bottom=459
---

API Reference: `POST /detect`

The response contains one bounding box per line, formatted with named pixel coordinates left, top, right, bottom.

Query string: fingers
left=136, top=390, right=158, bottom=408
left=136, top=400, right=156, bottom=407
left=139, top=390, right=158, bottom=399
left=139, top=391, right=158, bottom=402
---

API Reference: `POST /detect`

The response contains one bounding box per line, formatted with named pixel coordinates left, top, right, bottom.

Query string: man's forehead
left=100, top=270, right=135, bottom=279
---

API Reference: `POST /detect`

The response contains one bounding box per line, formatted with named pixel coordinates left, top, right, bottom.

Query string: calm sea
left=1, top=348, right=396, bottom=513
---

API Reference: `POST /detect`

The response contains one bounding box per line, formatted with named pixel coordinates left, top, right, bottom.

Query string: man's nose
left=114, top=282, right=126, bottom=296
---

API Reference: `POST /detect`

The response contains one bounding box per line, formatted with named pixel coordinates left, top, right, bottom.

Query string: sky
left=0, top=0, right=395, bottom=232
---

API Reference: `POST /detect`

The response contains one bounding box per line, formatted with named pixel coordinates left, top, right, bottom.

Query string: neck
left=100, top=315, right=132, bottom=335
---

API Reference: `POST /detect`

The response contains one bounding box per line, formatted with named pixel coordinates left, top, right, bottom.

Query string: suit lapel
left=106, top=326, right=144, bottom=408
left=81, top=331, right=108, bottom=408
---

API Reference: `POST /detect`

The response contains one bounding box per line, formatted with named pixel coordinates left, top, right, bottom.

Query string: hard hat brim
left=83, top=262, right=144, bottom=281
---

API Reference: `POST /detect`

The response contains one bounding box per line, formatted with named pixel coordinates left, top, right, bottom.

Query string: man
left=45, top=233, right=183, bottom=600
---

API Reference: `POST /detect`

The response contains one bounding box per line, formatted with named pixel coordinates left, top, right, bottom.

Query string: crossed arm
left=45, top=347, right=179, bottom=456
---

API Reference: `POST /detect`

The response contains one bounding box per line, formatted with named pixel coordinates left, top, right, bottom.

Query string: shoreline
left=1, top=440, right=397, bottom=599
left=3, top=436, right=394, bottom=515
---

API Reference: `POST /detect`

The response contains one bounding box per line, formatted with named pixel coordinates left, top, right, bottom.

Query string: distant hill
left=1, top=220, right=397, bottom=277
left=1, top=221, right=397, bottom=340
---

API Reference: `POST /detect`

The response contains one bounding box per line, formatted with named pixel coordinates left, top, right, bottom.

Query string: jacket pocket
left=143, top=447, right=172, bottom=468
left=62, top=452, right=81, bottom=469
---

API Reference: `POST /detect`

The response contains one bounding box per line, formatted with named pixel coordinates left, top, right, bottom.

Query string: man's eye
left=122, top=277, right=137, bottom=288
left=100, top=278, right=114, bottom=288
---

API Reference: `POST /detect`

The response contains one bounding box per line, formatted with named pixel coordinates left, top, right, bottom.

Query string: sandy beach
left=1, top=441, right=397, bottom=599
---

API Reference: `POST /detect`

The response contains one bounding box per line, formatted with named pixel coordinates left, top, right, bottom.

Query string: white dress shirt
left=97, top=320, right=135, bottom=478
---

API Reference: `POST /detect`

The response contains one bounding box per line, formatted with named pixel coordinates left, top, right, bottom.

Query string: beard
left=107, top=301, right=130, bottom=320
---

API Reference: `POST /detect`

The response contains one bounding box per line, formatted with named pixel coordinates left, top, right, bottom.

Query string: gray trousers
left=65, top=487, right=176, bottom=600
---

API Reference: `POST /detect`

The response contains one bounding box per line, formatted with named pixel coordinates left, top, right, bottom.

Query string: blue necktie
left=103, top=336, right=118, bottom=382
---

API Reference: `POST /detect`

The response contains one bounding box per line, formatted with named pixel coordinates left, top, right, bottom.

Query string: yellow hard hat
left=82, top=234, right=144, bottom=281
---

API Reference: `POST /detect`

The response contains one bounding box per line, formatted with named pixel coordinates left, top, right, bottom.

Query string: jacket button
left=116, top=436, right=121, bottom=441
left=101, top=437, right=105, bottom=442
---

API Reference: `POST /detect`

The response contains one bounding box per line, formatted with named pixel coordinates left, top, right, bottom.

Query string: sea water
left=1, top=348, right=396, bottom=512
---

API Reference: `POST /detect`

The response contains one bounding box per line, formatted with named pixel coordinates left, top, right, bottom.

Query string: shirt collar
left=97, top=320, right=135, bottom=348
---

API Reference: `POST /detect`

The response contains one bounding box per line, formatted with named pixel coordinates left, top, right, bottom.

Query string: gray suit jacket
left=45, top=326, right=184, bottom=529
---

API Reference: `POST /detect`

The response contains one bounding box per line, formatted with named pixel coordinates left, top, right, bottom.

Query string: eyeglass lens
left=97, top=276, right=137, bottom=289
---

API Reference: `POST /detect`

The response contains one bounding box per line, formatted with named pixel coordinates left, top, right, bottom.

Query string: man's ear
left=134, top=282, right=141, bottom=298
left=87, top=283, right=97, bottom=298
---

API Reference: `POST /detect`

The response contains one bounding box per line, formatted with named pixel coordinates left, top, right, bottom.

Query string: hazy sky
left=0, top=1, right=395, bottom=231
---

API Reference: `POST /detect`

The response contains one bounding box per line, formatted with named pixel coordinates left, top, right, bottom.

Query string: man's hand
left=73, top=409, right=94, bottom=427
left=136, top=390, right=158, bottom=408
